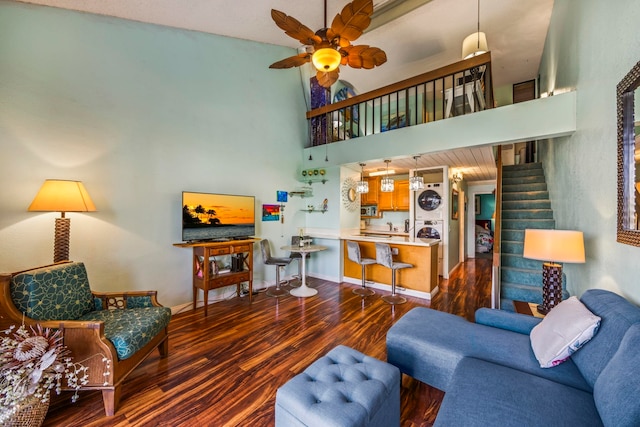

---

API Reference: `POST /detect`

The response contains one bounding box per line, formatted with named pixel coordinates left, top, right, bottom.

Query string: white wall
left=0, top=2, right=309, bottom=307
left=538, top=0, right=640, bottom=303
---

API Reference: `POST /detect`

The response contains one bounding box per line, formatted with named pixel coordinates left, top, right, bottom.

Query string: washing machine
left=415, top=183, right=444, bottom=220
left=415, top=220, right=444, bottom=276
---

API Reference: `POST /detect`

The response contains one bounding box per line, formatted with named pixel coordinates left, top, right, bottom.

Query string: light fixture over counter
left=356, top=163, right=369, bottom=194
left=380, top=160, right=394, bottom=192
left=409, top=155, right=424, bottom=191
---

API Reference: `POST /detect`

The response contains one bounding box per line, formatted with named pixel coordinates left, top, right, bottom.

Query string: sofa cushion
left=530, top=296, right=601, bottom=368
left=593, top=323, right=640, bottom=427
left=10, top=262, right=94, bottom=320
left=573, top=290, right=640, bottom=388
left=79, top=306, right=171, bottom=360
left=386, top=307, right=590, bottom=392
left=434, top=357, right=603, bottom=427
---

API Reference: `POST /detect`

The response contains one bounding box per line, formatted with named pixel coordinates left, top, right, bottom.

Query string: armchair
left=0, top=261, right=171, bottom=416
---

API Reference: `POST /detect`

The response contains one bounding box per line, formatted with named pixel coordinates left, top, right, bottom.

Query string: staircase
left=499, top=163, right=568, bottom=311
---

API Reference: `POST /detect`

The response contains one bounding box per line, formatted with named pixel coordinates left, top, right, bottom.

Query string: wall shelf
left=301, top=208, right=327, bottom=213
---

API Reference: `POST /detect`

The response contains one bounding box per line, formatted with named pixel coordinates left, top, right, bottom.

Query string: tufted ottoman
left=275, top=345, right=400, bottom=427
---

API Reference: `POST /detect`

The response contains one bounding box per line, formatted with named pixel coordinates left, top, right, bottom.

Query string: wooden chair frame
left=0, top=261, right=169, bottom=416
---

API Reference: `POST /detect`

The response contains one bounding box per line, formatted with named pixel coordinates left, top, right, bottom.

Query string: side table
left=513, top=300, right=545, bottom=318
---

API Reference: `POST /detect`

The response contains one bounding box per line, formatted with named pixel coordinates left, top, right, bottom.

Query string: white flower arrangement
left=0, top=324, right=111, bottom=423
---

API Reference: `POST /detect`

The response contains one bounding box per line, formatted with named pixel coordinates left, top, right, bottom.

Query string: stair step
left=502, top=209, right=554, bottom=220
left=502, top=267, right=567, bottom=287
left=502, top=175, right=547, bottom=186
left=501, top=253, right=543, bottom=269
left=502, top=219, right=555, bottom=229
left=503, top=163, right=542, bottom=172
left=502, top=240, right=523, bottom=254
left=502, top=191, right=549, bottom=201
left=502, top=200, right=551, bottom=210
left=502, top=169, right=544, bottom=179
left=502, top=182, right=548, bottom=193
left=500, top=284, right=570, bottom=307
left=501, top=282, right=544, bottom=305
left=501, top=267, right=545, bottom=287
left=501, top=229, right=524, bottom=241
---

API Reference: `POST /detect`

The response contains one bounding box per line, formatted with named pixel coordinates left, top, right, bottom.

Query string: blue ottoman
left=275, top=345, right=400, bottom=427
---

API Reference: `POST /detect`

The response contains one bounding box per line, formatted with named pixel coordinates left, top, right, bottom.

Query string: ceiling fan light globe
left=312, top=48, right=341, bottom=72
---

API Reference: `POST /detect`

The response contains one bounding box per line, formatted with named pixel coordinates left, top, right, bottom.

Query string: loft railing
left=307, top=52, right=494, bottom=147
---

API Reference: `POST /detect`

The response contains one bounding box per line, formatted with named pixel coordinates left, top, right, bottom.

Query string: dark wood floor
left=44, top=258, right=492, bottom=427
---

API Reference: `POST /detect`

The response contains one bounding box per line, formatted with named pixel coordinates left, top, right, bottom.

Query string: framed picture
left=451, top=189, right=459, bottom=220
left=276, top=191, right=288, bottom=203
left=475, top=195, right=481, bottom=215
left=261, top=204, right=280, bottom=222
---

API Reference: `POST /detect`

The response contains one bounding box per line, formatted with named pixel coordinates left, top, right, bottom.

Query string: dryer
left=415, top=183, right=444, bottom=220
left=415, top=220, right=443, bottom=276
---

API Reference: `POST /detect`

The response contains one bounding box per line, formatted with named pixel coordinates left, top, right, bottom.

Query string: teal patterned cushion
left=79, top=307, right=171, bottom=360
left=126, top=296, right=155, bottom=308
left=10, top=262, right=94, bottom=320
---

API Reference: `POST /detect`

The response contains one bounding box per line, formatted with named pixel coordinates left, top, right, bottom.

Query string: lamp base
left=537, top=262, right=563, bottom=314
left=54, top=217, right=71, bottom=263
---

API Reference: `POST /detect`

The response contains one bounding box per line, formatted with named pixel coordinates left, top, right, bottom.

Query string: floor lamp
left=28, top=180, right=97, bottom=263
left=523, top=229, right=585, bottom=314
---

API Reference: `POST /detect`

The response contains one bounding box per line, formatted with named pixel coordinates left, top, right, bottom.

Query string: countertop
left=343, top=233, right=440, bottom=247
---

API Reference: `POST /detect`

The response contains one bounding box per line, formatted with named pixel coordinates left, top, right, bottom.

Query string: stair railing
left=306, top=52, right=494, bottom=147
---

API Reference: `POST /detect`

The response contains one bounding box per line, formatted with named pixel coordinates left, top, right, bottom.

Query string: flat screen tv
left=182, top=191, right=255, bottom=242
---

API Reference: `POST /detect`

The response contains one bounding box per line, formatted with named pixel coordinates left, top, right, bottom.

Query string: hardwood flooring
left=43, top=258, right=492, bottom=427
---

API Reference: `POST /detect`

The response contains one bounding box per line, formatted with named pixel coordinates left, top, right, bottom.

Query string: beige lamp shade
left=462, top=31, right=488, bottom=59
left=28, top=180, right=97, bottom=213
left=523, top=229, right=585, bottom=264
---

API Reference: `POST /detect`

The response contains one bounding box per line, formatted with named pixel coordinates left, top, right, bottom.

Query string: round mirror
left=341, top=178, right=359, bottom=212
left=348, top=188, right=357, bottom=202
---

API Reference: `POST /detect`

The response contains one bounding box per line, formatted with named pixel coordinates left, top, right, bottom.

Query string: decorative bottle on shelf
left=299, top=228, right=304, bottom=247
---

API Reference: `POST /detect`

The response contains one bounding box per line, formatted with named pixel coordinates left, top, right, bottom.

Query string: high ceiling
left=16, top=0, right=555, bottom=181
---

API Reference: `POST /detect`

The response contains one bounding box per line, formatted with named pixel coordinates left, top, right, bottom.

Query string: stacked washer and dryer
left=412, top=167, right=447, bottom=277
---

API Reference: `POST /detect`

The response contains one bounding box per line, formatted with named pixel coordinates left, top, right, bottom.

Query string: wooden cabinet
left=379, top=179, right=409, bottom=211
left=395, top=180, right=410, bottom=210
left=360, top=177, right=379, bottom=205
left=174, top=239, right=259, bottom=316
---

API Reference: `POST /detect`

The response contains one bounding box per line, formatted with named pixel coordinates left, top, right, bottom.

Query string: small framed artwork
left=276, top=191, right=288, bottom=203
left=262, top=204, right=280, bottom=221
left=451, top=189, right=459, bottom=220
left=475, top=195, right=481, bottom=215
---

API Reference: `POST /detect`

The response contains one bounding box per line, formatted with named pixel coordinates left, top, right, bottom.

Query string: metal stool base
left=266, top=287, right=289, bottom=297
left=382, top=294, right=407, bottom=305
left=353, top=287, right=375, bottom=296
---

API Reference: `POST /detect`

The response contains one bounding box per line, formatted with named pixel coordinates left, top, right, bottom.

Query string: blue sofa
left=386, top=289, right=640, bottom=426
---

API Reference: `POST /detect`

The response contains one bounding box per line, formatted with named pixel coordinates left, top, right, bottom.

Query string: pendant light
left=409, top=156, right=424, bottom=191
left=462, top=0, right=488, bottom=59
left=356, top=163, right=369, bottom=194
left=380, top=160, right=394, bottom=192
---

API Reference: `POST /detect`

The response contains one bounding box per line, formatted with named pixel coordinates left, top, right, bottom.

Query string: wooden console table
left=174, top=238, right=260, bottom=316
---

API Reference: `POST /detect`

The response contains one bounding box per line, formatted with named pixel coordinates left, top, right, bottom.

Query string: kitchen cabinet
left=360, top=177, right=379, bottom=205
left=378, top=179, right=409, bottom=211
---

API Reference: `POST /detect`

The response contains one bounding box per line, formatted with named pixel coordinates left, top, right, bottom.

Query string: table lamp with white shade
left=522, top=229, right=585, bottom=314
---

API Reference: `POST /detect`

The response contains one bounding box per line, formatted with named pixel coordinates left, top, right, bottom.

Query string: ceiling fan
left=269, top=0, right=387, bottom=88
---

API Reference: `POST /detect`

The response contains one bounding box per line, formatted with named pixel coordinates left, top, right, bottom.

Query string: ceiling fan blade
left=330, top=0, right=374, bottom=43
left=271, top=9, right=322, bottom=46
left=340, top=45, right=387, bottom=69
left=317, top=69, right=340, bottom=88
left=269, top=53, right=312, bottom=69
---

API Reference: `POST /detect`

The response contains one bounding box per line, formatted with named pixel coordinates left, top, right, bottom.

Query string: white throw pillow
left=530, top=296, right=601, bottom=368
